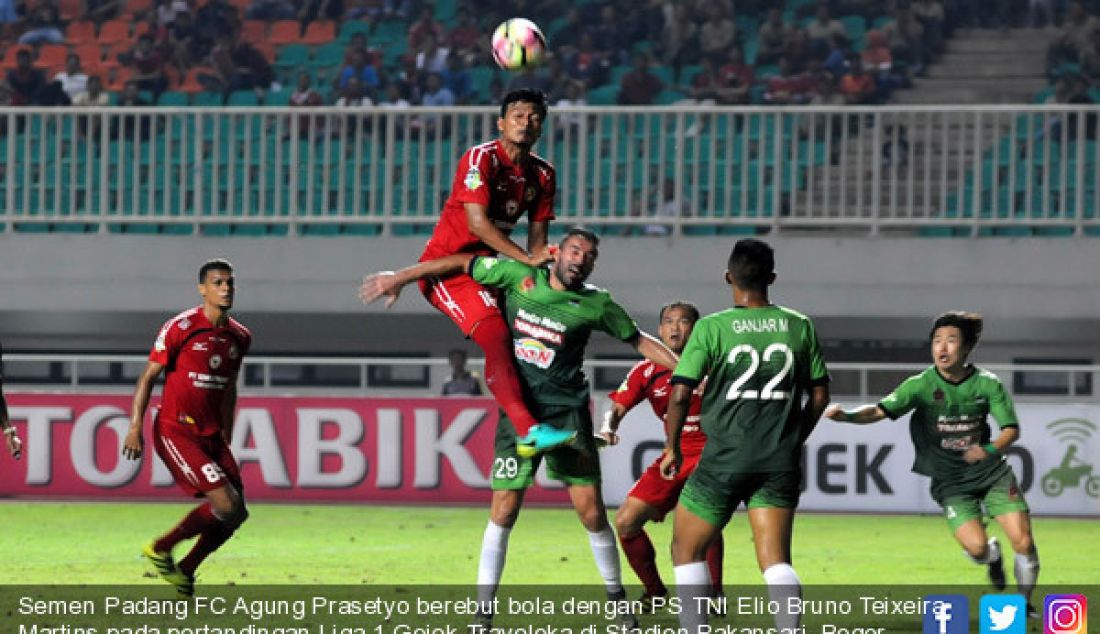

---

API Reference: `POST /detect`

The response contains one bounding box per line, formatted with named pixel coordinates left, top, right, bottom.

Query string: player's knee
left=1012, top=532, right=1034, bottom=554
left=614, top=509, right=641, bottom=537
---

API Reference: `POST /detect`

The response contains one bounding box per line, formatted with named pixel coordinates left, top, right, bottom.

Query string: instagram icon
left=1045, top=595, right=1088, bottom=634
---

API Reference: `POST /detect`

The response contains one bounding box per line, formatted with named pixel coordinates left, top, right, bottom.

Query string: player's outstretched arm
left=359, top=254, right=475, bottom=307
left=631, top=331, right=679, bottom=370
left=596, top=401, right=629, bottom=446
left=464, top=204, right=556, bottom=267
left=123, top=360, right=164, bottom=460
left=824, top=403, right=887, bottom=425
left=963, top=425, right=1019, bottom=464
left=660, top=383, right=692, bottom=480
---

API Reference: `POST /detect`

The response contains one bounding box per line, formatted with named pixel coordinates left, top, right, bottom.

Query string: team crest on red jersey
left=209, top=354, right=223, bottom=369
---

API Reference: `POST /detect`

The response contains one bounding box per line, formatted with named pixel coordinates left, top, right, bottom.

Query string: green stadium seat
left=227, top=90, right=259, bottom=106
left=157, top=91, right=189, bottom=106
left=275, top=43, right=311, bottom=71
left=338, top=20, right=371, bottom=41
left=193, top=92, right=224, bottom=107
left=313, top=41, right=346, bottom=68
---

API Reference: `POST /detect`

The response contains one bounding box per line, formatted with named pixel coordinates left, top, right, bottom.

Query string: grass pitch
left=0, top=501, right=1096, bottom=586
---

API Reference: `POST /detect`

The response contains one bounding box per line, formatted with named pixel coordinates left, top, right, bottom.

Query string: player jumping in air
left=599, top=302, right=725, bottom=610
left=386, top=88, right=570, bottom=457
left=661, top=239, right=831, bottom=633
left=1, top=343, right=24, bottom=459
left=362, top=227, right=678, bottom=628
left=123, top=259, right=252, bottom=597
left=825, top=311, right=1040, bottom=616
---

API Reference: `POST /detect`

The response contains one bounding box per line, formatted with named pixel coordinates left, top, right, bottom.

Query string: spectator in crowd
left=155, top=0, right=189, bottom=27
left=1051, top=2, right=1100, bottom=66
left=550, top=7, right=585, bottom=53
left=565, top=33, right=609, bottom=87
left=166, top=10, right=209, bottom=70
left=334, top=75, right=372, bottom=107
left=83, top=0, right=121, bottom=25
left=717, top=45, right=754, bottom=104
left=407, top=6, right=444, bottom=51
left=6, top=49, right=46, bottom=104
left=913, top=0, right=945, bottom=58
left=686, top=58, right=723, bottom=102
left=806, top=4, right=848, bottom=56
left=420, top=71, right=454, bottom=106
left=339, top=49, right=381, bottom=92
left=441, top=52, right=472, bottom=103
left=195, top=0, right=237, bottom=42
left=588, top=5, right=627, bottom=63
left=246, top=0, right=295, bottom=20
left=757, top=8, right=792, bottom=65
left=553, top=79, right=587, bottom=136
left=824, top=34, right=852, bottom=77
left=204, top=35, right=272, bottom=94
left=764, top=56, right=817, bottom=104
left=659, top=2, right=699, bottom=68
left=1079, top=31, right=1100, bottom=84
left=414, top=33, right=450, bottom=75
left=840, top=56, right=877, bottom=104
left=18, top=2, right=64, bottom=44
left=113, top=81, right=152, bottom=139
left=73, top=74, right=109, bottom=106
left=126, top=34, right=169, bottom=96
left=298, top=0, right=342, bottom=24
left=55, top=54, right=90, bottom=101
left=699, top=3, right=737, bottom=66
left=378, top=81, right=411, bottom=108
left=784, top=27, right=813, bottom=72
left=448, top=7, right=481, bottom=64
left=882, top=8, right=926, bottom=75
left=289, top=70, right=324, bottom=138
left=618, top=52, right=663, bottom=105
left=442, top=349, right=483, bottom=397
left=343, top=33, right=381, bottom=67
left=861, top=30, right=894, bottom=73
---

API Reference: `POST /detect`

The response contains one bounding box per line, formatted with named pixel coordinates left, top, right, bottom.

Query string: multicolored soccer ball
left=491, top=18, right=547, bottom=71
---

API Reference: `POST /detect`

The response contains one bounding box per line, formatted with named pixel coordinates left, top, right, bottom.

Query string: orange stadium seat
left=178, top=67, right=207, bottom=93
left=241, top=20, right=267, bottom=44
left=59, top=0, right=83, bottom=19
left=97, top=20, right=130, bottom=45
left=37, top=44, right=69, bottom=67
left=120, top=0, right=152, bottom=18
left=74, top=43, right=104, bottom=70
left=301, top=20, right=336, bottom=45
left=66, top=21, right=97, bottom=43
left=252, top=42, right=275, bottom=64
left=105, top=65, right=132, bottom=91
left=268, top=20, right=301, bottom=45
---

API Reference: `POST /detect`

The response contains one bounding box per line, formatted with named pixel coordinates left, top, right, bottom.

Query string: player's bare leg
left=993, top=511, right=1039, bottom=613
left=670, top=504, right=719, bottom=632
left=954, top=518, right=1006, bottom=590
left=748, top=507, right=801, bottom=632
left=569, top=483, right=635, bottom=626
left=477, top=489, right=526, bottom=626
left=616, top=497, right=668, bottom=603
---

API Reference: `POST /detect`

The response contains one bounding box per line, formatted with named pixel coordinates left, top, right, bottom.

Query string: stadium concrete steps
left=895, top=27, right=1052, bottom=104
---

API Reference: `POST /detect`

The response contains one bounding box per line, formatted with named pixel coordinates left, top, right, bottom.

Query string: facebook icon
left=924, top=595, right=969, bottom=634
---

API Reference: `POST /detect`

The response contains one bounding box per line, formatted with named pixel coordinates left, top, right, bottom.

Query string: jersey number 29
left=725, top=343, right=793, bottom=400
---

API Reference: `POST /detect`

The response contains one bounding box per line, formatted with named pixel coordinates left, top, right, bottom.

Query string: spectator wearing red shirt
left=618, top=53, right=663, bottom=105
left=407, top=5, right=444, bottom=51
left=765, top=57, right=816, bottom=104
left=127, top=34, right=169, bottom=95
left=686, top=58, right=723, bottom=103
left=5, top=49, right=46, bottom=104
left=343, top=33, right=382, bottom=67
left=448, top=7, right=481, bottom=64
left=717, top=46, right=754, bottom=105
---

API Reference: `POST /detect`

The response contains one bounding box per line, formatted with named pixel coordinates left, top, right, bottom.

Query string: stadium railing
left=2, top=104, right=1098, bottom=238
left=4, top=353, right=1097, bottom=402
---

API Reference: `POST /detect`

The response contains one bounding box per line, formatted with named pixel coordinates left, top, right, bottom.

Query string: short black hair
left=500, top=89, right=548, bottom=119
left=658, top=301, right=700, bottom=323
left=930, top=311, right=983, bottom=349
left=727, top=238, right=775, bottom=291
left=560, top=226, right=600, bottom=247
left=199, top=258, right=234, bottom=283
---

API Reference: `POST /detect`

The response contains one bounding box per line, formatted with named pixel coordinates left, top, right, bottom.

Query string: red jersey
left=149, top=306, right=252, bottom=437
left=419, top=139, right=556, bottom=262
left=609, top=360, right=707, bottom=454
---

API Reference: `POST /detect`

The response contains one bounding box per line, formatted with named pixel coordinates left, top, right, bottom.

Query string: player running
left=1, top=343, right=24, bottom=460
left=825, top=311, right=1040, bottom=616
left=599, top=301, right=725, bottom=610
left=363, top=227, right=678, bottom=628
left=122, top=259, right=252, bottom=597
left=660, top=239, right=830, bottom=633
left=400, top=88, right=570, bottom=457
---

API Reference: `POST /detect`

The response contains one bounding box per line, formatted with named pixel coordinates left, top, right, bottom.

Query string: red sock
left=178, top=521, right=235, bottom=577
left=705, top=534, right=724, bottom=591
left=153, top=503, right=219, bottom=553
left=619, top=530, right=667, bottom=597
left=470, top=315, right=538, bottom=435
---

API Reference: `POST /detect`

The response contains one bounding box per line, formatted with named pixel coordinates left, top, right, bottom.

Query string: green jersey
left=879, top=365, right=1018, bottom=487
left=673, top=305, right=830, bottom=472
left=469, top=256, right=640, bottom=410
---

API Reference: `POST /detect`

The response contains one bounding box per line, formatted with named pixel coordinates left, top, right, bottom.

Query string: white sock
left=967, top=536, right=1001, bottom=565
left=477, top=521, right=511, bottom=611
left=1014, top=550, right=1040, bottom=602
left=674, top=561, right=711, bottom=632
left=763, top=563, right=802, bottom=631
left=587, top=527, right=624, bottom=594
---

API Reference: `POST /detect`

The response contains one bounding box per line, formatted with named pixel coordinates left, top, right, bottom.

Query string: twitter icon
left=981, top=594, right=1027, bottom=634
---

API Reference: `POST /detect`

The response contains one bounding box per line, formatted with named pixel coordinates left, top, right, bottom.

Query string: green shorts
left=491, top=406, right=600, bottom=490
left=679, top=463, right=801, bottom=529
left=934, top=465, right=1030, bottom=532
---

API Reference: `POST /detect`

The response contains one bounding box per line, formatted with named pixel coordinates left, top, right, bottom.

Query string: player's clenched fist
left=4, top=429, right=21, bottom=460
left=359, top=271, right=403, bottom=308
left=659, top=447, right=681, bottom=480
left=122, top=427, right=144, bottom=460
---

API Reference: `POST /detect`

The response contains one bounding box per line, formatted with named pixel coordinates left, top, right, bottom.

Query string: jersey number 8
left=725, top=343, right=794, bottom=401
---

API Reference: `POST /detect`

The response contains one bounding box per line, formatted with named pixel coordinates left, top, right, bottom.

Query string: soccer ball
left=491, top=18, right=547, bottom=71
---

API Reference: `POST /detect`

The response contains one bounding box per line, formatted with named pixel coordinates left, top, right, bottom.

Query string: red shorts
left=627, top=447, right=704, bottom=521
left=419, top=273, right=501, bottom=336
left=153, top=420, right=242, bottom=498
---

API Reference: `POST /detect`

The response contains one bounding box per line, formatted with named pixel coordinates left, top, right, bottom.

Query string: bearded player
left=599, top=302, right=725, bottom=610
left=123, top=258, right=252, bottom=596
left=400, top=88, right=572, bottom=457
